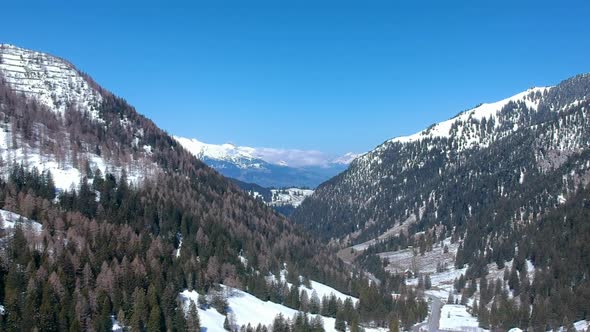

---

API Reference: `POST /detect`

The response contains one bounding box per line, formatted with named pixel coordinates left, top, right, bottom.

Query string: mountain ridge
left=294, top=73, right=590, bottom=243
left=175, top=136, right=358, bottom=188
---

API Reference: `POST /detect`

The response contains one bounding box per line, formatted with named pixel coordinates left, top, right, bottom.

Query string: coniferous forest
left=2, top=13, right=590, bottom=331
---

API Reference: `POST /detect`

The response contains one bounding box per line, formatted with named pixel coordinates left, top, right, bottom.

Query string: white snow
left=179, top=290, right=227, bottom=332
left=302, top=280, right=358, bottom=304
left=179, top=286, right=376, bottom=332
left=0, top=209, right=43, bottom=233
left=175, top=236, right=183, bottom=258
left=573, top=320, right=589, bottom=332
left=267, top=269, right=359, bottom=304
left=174, top=136, right=359, bottom=169
left=0, top=45, right=157, bottom=192
left=111, top=315, right=124, bottom=332
left=390, top=87, right=550, bottom=145
left=439, top=304, right=481, bottom=331
left=269, top=188, right=314, bottom=208
left=0, top=121, right=153, bottom=191
left=0, top=44, right=103, bottom=119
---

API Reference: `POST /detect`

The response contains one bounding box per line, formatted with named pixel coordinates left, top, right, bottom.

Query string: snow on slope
left=268, top=269, right=359, bottom=304
left=269, top=188, right=314, bottom=208
left=391, top=87, right=550, bottom=145
left=0, top=44, right=102, bottom=119
left=174, top=136, right=359, bottom=169
left=0, top=120, right=150, bottom=190
left=303, top=280, right=358, bottom=304
left=0, top=44, right=155, bottom=191
left=439, top=304, right=481, bottom=331
left=173, top=136, right=264, bottom=169
left=180, top=286, right=374, bottom=332
left=0, top=209, right=42, bottom=232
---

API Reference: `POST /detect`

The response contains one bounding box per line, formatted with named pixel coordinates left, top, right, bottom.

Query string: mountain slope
left=0, top=44, right=422, bottom=331
left=293, top=73, right=590, bottom=328
left=174, top=136, right=355, bottom=188
left=230, top=179, right=314, bottom=216
left=293, top=77, right=590, bottom=243
left=0, top=45, right=380, bottom=331
left=0, top=43, right=160, bottom=190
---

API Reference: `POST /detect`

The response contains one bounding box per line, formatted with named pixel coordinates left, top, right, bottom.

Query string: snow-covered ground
left=0, top=121, right=153, bottom=190
left=0, top=44, right=103, bottom=118
left=379, top=238, right=459, bottom=276
left=269, top=188, right=314, bottom=208
left=266, top=269, right=359, bottom=304
left=439, top=304, right=481, bottom=331
left=302, top=279, right=358, bottom=304
left=350, top=214, right=416, bottom=251
left=180, top=286, right=378, bottom=332
left=0, top=44, right=156, bottom=192
left=0, top=209, right=42, bottom=233
left=389, top=87, right=550, bottom=146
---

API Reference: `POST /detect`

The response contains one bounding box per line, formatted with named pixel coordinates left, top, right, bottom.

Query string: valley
left=1, top=11, right=590, bottom=331
left=0, top=44, right=426, bottom=332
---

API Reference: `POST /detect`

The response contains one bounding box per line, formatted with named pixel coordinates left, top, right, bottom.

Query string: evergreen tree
left=186, top=301, right=200, bottom=332
left=147, top=304, right=163, bottom=332
left=224, top=316, right=232, bottom=331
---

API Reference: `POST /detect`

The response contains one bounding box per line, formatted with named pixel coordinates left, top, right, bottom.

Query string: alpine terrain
left=293, top=74, right=590, bottom=330
left=0, top=44, right=427, bottom=331
left=174, top=136, right=358, bottom=189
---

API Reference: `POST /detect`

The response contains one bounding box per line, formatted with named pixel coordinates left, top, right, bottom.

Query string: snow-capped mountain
left=293, top=74, right=590, bottom=244
left=292, top=74, right=590, bottom=329
left=174, top=136, right=359, bottom=188
left=0, top=44, right=103, bottom=118
left=1, top=44, right=374, bottom=331
left=0, top=44, right=158, bottom=190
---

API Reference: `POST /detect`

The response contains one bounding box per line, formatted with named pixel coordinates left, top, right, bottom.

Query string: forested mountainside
left=293, top=73, right=590, bottom=329
left=230, top=179, right=314, bottom=217
left=293, top=74, right=590, bottom=244
left=0, top=44, right=426, bottom=331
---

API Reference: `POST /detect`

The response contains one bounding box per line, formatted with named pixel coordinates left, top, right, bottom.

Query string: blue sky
left=2, top=1, right=589, bottom=154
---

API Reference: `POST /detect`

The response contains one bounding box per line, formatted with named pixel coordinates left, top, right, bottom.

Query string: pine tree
left=334, top=317, right=346, bottom=332
left=39, top=284, right=58, bottom=332
left=424, top=274, right=432, bottom=290
left=309, top=291, right=321, bottom=314
left=224, top=316, right=232, bottom=331
left=186, top=301, right=200, bottom=332
left=147, top=304, right=162, bottom=332
left=389, top=317, right=400, bottom=332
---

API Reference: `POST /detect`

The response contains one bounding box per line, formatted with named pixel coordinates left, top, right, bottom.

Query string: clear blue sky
left=2, top=1, right=589, bottom=154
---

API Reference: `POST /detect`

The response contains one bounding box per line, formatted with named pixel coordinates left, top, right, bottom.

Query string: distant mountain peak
left=174, top=136, right=360, bottom=188
left=331, top=152, right=363, bottom=165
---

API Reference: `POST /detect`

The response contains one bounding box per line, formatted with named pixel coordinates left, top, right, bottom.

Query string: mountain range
left=2, top=42, right=590, bottom=331
left=0, top=43, right=416, bottom=331
left=174, top=136, right=359, bottom=188
left=293, top=73, right=590, bottom=329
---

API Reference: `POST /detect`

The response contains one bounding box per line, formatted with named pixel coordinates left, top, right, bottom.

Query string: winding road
left=413, top=293, right=443, bottom=332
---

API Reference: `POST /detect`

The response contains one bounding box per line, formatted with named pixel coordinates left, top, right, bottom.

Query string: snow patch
left=439, top=304, right=481, bottom=331
left=0, top=209, right=43, bottom=233
left=0, top=44, right=103, bottom=119
left=269, top=188, right=314, bottom=208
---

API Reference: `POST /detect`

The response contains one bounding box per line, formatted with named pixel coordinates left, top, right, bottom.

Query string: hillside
left=293, top=73, right=590, bottom=329
left=0, top=44, right=425, bottom=331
